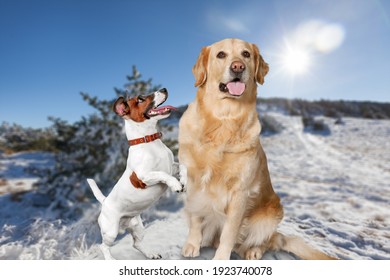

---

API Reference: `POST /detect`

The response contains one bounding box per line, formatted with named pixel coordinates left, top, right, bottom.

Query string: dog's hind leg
left=236, top=244, right=267, bottom=260
left=100, top=243, right=115, bottom=260
left=98, top=214, right=119, bottom=260
left=128, top=216, right=162, bottom=259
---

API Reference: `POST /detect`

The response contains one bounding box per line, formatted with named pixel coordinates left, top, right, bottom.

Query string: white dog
left=87, top=88, right=186, bottom=260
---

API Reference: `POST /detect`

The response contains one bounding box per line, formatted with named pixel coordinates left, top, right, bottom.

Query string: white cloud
left=206, top=10, right=250, bottom=35
left=221, top=18, right=249, bottom=34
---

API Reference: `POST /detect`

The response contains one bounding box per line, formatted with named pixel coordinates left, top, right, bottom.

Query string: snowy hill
left=0, top=112, right=389, bottom=260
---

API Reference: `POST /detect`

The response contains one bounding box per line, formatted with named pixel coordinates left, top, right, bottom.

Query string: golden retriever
left=178, top=38, right=335, bottom=260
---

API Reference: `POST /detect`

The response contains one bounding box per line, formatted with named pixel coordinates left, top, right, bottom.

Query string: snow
left=262, top=115, right=390, bottom=260
left=0, top=152, right=53, bottom=195
left=0, top=114, right=389, bottom=260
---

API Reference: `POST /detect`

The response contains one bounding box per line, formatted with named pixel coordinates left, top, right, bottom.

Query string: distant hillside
left=257, top=98, right=390, bottom=119
left=163, top=98, right=390, bottom=124
left=2, top=98, right=389, bottom=154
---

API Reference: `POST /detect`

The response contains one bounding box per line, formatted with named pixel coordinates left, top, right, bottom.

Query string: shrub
left=302, top=116, right=331, bottom=136
left=260, top=114, right=284, bottom=135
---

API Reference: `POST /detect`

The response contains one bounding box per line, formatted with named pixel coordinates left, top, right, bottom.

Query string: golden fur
left=179, top=38, right=335, bottom=260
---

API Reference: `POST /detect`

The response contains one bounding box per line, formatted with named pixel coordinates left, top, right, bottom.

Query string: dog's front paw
left=179, top=164, right=187, bottom=189
left=212, top=246, right=232, bottom=260
left=212, top=252, right=231, bottom=260
left=147, top=253, right=162, bottom=259
left=168, top=178, right=185, bottom=193
left=182, top=243, right=200, bottom=258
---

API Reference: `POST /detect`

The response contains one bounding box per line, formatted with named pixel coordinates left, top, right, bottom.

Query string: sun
left=281, top=46, right=311, bottom=75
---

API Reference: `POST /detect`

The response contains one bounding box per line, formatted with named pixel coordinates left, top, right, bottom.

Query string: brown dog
left=178, top=38, right=335, bottom=260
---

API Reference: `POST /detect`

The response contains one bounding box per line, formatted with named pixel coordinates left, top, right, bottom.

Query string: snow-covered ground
left=262, top=115, right=390, bottom=260
left=0, top=114, right=389, bottom=260
left=0, top=152, right=53, bottom=195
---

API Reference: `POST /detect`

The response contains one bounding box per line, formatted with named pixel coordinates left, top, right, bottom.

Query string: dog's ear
left=113, top=96, right=129, bottom=116
left=252, top=43, right=269, bottom=85
left=192, top=46, right=210, bottom=87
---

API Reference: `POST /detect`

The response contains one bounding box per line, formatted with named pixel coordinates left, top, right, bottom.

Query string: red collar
left=128, top=132, right=163, bottom=146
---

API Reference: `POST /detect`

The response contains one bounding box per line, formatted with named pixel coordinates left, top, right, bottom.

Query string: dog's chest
left=186, top=144, right=258, bottom=216
left=196, top=146, right=252, bottom=183
left=151, top=145, right=174, bottom=174
left=187, top=184, right=231, bottom=219
left=129, top=142, right=174, bottom=174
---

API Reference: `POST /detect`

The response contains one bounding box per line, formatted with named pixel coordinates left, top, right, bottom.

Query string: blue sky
left=1, top=0, right=389, bottom=128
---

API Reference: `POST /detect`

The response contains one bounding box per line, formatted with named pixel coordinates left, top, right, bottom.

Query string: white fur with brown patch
left=87, top=88, right=186, bottom=260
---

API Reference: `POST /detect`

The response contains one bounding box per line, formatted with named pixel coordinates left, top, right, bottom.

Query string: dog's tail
left=86, top=178, right=106, bottom=204
left=268, top=232, right=337, bottom=260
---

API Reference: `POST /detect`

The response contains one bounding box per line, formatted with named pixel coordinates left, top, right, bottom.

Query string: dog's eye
left=137, top=96, right=145, bottom=103
left=242, top=50, right=250, bottom=58
left=217, top=51, right=226, bottom=59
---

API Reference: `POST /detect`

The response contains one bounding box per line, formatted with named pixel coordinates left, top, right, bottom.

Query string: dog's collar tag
left=128, top=132, right=163, bottom=146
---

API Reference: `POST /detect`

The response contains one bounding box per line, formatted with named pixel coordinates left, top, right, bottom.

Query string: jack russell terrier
left=87, top=88, right=186, bottom=260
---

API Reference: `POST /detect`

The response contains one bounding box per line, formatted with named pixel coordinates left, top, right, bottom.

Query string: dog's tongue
left=226, top=82, right=245, bottom=96
left=150, top=105, right=177, bottom=114
left=158, top=105, right=177, bottom=112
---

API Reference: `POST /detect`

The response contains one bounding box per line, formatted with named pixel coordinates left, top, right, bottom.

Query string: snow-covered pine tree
left=0, top=122, right=56, bottom=153
left=34, top=66, right=160, bottom=219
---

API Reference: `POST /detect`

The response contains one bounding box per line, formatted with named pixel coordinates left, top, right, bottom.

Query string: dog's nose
left=230, top=61, right=245, bottom=73
left=159, top=88, right=167, bottom=93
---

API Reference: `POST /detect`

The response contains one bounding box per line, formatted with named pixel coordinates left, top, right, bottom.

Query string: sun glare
left=282, top=47, right=311, bottom=75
